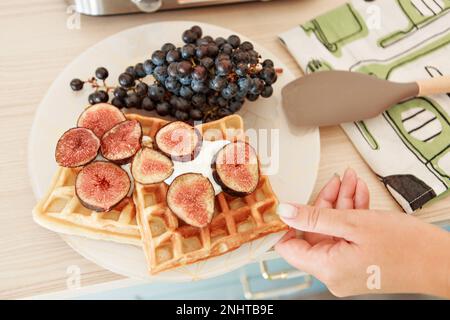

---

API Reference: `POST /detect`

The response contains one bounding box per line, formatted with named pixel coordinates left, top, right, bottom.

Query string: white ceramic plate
left=28, top=21, right=320, bottom=281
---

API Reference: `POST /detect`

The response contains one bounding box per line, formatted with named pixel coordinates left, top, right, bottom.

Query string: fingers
left=315, top=174, right=341, bottom=208
left=354, top=178, right=370, bottom=209
left=277, top=203, right=360, bottom=241
left=275, top=237, right=314, bottom=273
left=336, top=168, right=357, bottom=209
left=306, top=174, right=341, bottom=244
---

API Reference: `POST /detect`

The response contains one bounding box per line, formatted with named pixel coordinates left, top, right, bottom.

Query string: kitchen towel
left=279, top=0, right=450, bottom=213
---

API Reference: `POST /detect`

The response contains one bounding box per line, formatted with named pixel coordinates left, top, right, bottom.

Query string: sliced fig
left=155, top=121, right=202, bottom=162
left=75, top=161, right=131, bottom=212
left=131, top=147, right=174, bottom=184
left=55, top=127, right=100, bottom=167
left=77, top=103, right=126, bottom=138
left=167, top=173, right=215, bottom=228
left=212, top=141, right=260, bottom=197
left=100, top=120, right=142, bottom=164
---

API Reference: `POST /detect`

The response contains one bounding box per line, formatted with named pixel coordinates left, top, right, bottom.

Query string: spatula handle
left=417, top=76, right=450, bottom=96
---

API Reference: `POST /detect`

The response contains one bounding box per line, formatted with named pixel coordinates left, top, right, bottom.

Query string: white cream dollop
left=164, top=139, right=230, bottom=195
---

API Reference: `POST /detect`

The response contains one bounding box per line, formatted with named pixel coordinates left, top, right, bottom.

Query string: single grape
left=70, top=78, right=83, bottom=91
left=191, top=25, right=202, bottom=38
left=249, top=78, right=265, bottom=95
left=209, top=76, right=227, bottom=92
left=125, top=93, right=141, bottom=108
left=221, top=83, right=238, bottom=99
left=216, top=59, right=232, bottom=76
left=134, top=63, right=146, bottom=78
left=167, top=62, right=179, bottom=78
left=192, top=65, right=207, bottom=81
left=260, top=67, right=277, bottom=85
left=166, top=49, right=181, bottom=63
left=179, top=75, right=192, bottom=86
left=88, top=92, right=97, bottom=105
left=143, top=59, right=155, bottom=75
left=174, top=110, right=189, bottom=121
left=95, top=67, right=109, bottom=80
left=207, top=44, right=219, bottom=57
left=248, top=50, right=260, bottom=64
left=191, top=79, right=208, bottom=93
left=203, top=35, right=214, bottom=43
left=161, top=42, right=176, bottom=52
left=180, top=85, right=193, bottom=99
left=195, top=45, right=209, bottom=59
left=156, top=102, right=171, bottom=116
left=239, top=41, right=254, bottom=51
left=221, top=43, right=233, bottom=55
left=228, top=99, right=243, bottom=112
left=125, top=66, right=137, bottom=79
left=181, top=44, right=195, bottom=59
left=177, top=61, right=192, bottom=76
left=237, top=76, right=251, bottom=91
left=235, top=63, right=248, bottom=77
left=136, top=82, right=149, bottom=97
left=191, top=94, right=206, bottom=108
left=208, top=95, right=218, bottom=106
left=118, top=72, right=135, bottom=88
left=151, top=50, right=166, bottom=66
left=217, top=96, right=228, bottom=108
left=141, top=96, right=155, bottom=111
left=227, top=35, right=241, bottom=48
left=113, top=87, right=127, bottom=99
left=153, top=65, right=168, bottom=82
left=215, top=37, right=226, bottom=47
left=95, top=90, right=109, bottom=103
left=111, top=97, right=125, bottom=109
left=262, top=59, right=274, bottom=68
left=246, top=93, right=259, bottom=101
left=165, top=77, right=181, bottom=93
left=182, top=29, right=197, bottom=44
left=200, top=57, right=214, bottom=69
left=189, top=108, right=203, bottom=121
left=148, top=84, right=165, bottom=102
left=261, top=85, right=273, bottom=98
left=232, top=50, right=249, bottom=64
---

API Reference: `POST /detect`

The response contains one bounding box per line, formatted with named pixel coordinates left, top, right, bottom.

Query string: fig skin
left=166, top=173, right=215, bottom=228
left=131, top=147, right=174, bottom=185
left=155, top=121, right=203, bottom=162
left=100, top=120, right=143, bottom=165
left=211, top=141, right=260, bottom=197
left=75, top=161, right=131, bottom=212
left=55, top=127, right=100, bottom=168
left=77, top=103, right=126, bottom=138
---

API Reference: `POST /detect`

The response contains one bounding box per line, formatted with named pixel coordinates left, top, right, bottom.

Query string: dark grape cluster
left=70, top=25, right=279, bottom=123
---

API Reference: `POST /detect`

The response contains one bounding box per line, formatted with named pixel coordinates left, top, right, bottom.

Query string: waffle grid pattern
left=132, top=114, right=287, bottom=274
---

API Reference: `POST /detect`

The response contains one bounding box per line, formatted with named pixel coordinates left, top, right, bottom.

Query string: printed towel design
left=280, top=0, right=450, bottom=213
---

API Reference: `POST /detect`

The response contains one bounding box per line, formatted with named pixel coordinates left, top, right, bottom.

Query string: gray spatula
left=281, top=70, right=450, bottom=126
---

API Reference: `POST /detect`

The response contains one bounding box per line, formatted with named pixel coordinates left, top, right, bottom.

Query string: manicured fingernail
left=277, top=203, right=298, bottom=219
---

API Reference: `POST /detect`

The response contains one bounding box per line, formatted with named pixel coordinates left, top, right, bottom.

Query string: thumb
left=277, top=203, right=360, bottom=241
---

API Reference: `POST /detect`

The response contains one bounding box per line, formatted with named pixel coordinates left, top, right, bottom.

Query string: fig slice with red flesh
left=75, top=161, right=131, bottom=212
left=131, top=147, right=174, bottom=184
left=155, top=121, right=202, bottom=162
left=167, top=173, right=215, bottom=228
left=55, top=127, right=100, bottom=168
left=100, top=120, right=142, bottom=164
left=212, top=141, right=260, bottom=197
left=77, top=103, right=126, bottom=138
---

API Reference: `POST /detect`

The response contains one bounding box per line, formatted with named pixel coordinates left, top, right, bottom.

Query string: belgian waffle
left=132, top=114, right=287, bottom=274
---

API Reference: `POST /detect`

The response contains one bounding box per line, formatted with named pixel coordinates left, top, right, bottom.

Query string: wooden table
left=1, top=0, right=448, bottom=299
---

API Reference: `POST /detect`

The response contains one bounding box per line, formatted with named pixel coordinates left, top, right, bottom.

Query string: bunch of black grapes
left=70, top=25, right=278, bottom=122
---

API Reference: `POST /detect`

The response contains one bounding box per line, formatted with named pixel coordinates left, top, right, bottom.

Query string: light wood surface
left=0, top=0, right=448, bottom=299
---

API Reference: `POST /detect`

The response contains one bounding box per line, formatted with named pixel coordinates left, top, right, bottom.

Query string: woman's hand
left=275, top=168, right=450, bottom=298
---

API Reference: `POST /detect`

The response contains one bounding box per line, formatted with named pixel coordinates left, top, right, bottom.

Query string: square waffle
left=132, top=114, right=287, bottom=274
